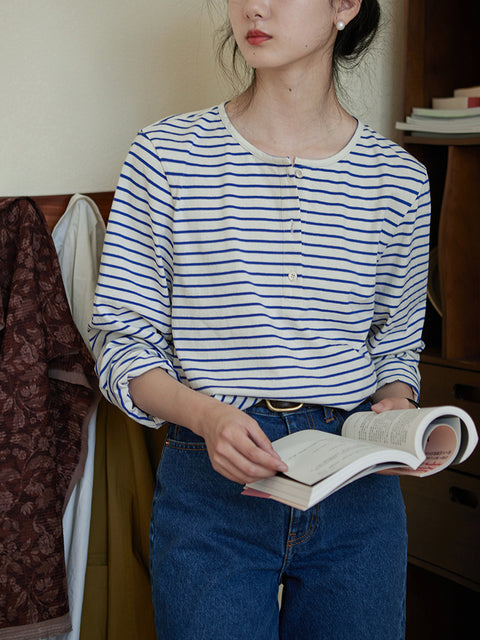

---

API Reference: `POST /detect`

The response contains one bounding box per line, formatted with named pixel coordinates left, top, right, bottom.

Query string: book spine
left=454, top=86, right=480, bottom=98
left=432, top=96, right=480, bottom=109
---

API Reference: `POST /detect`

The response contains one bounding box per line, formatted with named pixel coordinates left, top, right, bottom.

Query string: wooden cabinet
left=399, top=0, right=480, bottom=635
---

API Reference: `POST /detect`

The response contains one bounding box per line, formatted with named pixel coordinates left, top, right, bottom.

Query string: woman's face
left=228, top=0, right=341, bottom=73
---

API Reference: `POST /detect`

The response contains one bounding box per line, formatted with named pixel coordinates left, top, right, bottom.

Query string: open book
left=243, top=406, right=478, bottom=511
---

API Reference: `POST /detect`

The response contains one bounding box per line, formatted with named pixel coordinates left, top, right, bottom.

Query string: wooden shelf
left=404, top=135, right=480, bottom=146
left=421, top=352, right=480, bottom=373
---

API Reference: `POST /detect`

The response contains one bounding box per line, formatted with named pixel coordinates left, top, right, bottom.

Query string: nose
left=244, top=0, right=270, bottom=20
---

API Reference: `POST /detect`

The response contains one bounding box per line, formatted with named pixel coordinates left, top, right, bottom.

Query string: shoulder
left=343, top=124, right=430, bottom=221
left=137, top=104, right=228, bottom=154
left=354, top=124, right=429, bottom=184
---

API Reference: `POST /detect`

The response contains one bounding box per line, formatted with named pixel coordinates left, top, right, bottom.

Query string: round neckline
left=217, top=101, right=363, bottom=167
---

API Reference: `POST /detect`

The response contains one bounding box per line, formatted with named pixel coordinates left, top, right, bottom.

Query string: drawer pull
left=453, top=383, right=480, bottom=404
left=449, top=486, right=478, bottom=509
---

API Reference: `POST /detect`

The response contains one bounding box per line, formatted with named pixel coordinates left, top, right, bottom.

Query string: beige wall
left=339, top=0, right=405, bottom=140
left=0, top=0, right=405, bottom=197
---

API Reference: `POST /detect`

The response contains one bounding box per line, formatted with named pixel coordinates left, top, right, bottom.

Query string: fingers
left=371, top=397, right=416, bottom=413
left=244, top=422, right=284, bottom=461
left=214, top=429, right=288, bottom=484
left=200, top=408, right=288, bottom=484
left=210, top=442, right=284, bottom=484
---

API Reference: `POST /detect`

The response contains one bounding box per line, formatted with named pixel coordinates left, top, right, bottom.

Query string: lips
left=246, top=29, right=272, bottom=46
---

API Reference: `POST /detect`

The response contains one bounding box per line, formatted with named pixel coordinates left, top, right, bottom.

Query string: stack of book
left=396, top=86, right=480, bottom=137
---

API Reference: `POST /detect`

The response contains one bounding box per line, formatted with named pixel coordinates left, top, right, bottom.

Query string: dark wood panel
left=404, top=136, right=480, bottom=147
left=402, top=471, right=480, bottom=589
left=438, top=146, right=480, bottom=362
left=33, top=192, right=114, bottom=229
left=403, top=0, right=426, bottom=114
left=405, top=0, right=480, bottom=113
left=0, top=192, right=114, bottom=231
left=402, top=0, right=480, bottom=630
left=406, top=564, right=480, bottom=639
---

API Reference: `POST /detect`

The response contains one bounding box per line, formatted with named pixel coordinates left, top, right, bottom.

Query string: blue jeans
left=150, top=402, right=407, bottom=639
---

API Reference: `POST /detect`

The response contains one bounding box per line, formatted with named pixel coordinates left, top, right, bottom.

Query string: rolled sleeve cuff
left=373, top=354, right=421, bottom=400
left=98, top=353, right=179, bottom=428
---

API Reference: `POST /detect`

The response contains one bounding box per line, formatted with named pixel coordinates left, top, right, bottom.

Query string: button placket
left=284, top=165, right=303, bottom=291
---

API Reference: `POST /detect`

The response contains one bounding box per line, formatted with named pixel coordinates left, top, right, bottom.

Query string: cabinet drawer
left=401, top=471, right=480, bottom=587
left=419, top=362, right=480, bottom=476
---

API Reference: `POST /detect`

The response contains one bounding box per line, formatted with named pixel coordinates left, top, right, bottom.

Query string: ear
left=334, top=0, right=362, bottom=28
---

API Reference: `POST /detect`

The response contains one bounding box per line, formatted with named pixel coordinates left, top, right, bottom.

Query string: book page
left=271, top=430, right=418, bottom=486
left=381, top=420, right=460, bottom=476
left=342, top=408, right=436, bottom=458
left=342, top=405, right=478, bottom=466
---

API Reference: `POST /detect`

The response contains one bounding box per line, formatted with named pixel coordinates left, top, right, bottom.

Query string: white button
left=288, top=271, right=298, bottom=281
left=294, top=169, right=303, bottom=178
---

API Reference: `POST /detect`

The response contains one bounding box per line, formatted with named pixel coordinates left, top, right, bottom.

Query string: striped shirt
left=89, top=103, right=431, bottom=427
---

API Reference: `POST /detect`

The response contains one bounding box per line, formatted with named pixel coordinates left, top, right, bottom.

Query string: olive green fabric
left=80, top=399, right=166, bottom=640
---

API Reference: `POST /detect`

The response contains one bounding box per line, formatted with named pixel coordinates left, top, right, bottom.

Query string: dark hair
left=216, top=21, right=252, bottom=92
left=332, top=0, right=381, bottom=82
left=215, top=0, right=381, bottom=91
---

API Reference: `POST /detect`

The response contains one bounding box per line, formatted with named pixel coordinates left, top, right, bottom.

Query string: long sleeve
left=367, top=174, right=431, bottom=396
left=90, top=134, right=179, bottom=426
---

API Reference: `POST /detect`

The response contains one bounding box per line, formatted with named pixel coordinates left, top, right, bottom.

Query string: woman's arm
left=368, top=172, right=431, bottom=401
left=129, top=368, right=288, bottom=484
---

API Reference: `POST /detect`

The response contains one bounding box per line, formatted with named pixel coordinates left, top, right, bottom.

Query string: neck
left=227, top=66, right=356, bottom=160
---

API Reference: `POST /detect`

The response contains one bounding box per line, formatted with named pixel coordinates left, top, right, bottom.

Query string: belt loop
left=323, top=406, right=334, bottom=422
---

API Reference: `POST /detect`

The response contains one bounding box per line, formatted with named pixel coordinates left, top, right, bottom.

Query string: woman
left=90, top=1, right=431, bottom=638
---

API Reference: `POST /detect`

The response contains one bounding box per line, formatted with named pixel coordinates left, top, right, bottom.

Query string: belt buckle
left=265, top=399, right=304, bottom=413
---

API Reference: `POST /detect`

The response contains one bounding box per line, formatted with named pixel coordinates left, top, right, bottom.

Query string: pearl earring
left=336, top=20, right=345, bottom=31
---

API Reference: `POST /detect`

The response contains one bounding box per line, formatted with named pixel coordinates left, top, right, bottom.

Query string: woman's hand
left=371, top=396, right=416, bottom=413
left=371, top=381, right=418, bottom=414
left=196, top=402, right=288, bottom=484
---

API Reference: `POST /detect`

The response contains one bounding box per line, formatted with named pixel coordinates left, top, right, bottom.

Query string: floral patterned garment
left=0, top=198, right=98, bottom=640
